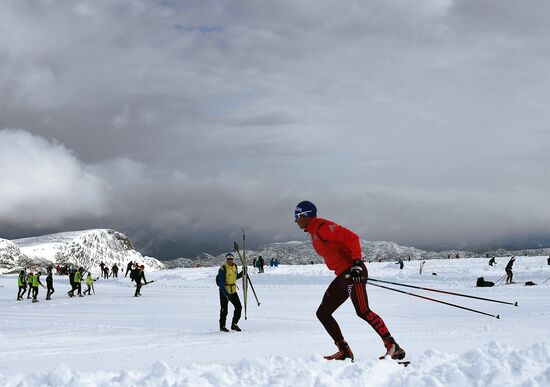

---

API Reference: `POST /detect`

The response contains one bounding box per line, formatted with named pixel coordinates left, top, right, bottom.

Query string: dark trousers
left=46, top=285, right=55, bottom=299
left=135, top=283, right=142, bottom=296
left=18, top=286, right=26, bottom=299
left=26, top=285, right=33, bottom=298
left=32, top=286, right=39, bottom=300
left=69, top=282, right=81, bottom=296
left=316, top=263, right=392, bottom=344
left=506, top=269, right=513, bottom=284
left=219, top=291, right=242, bottom=328
left=84, top=285, right=92, bottom=295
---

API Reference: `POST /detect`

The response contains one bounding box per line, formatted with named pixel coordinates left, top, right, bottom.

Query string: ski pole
left=494, top=274, right=507, bottom=286
left=247, top=274, right=261, bottom=306
left=367, top=278, right=518, bottom=306
left=368, top=281, right=501, bottom=319
left=542, top=275, right=550, bottom=285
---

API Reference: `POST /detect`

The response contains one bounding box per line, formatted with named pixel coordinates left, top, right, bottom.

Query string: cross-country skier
left=216, top=253, right=243, bottom=332
left=45, top=267, right=55, bottom=300
left=505, top=257, right=515, bottom=284
left=489, top=257, right=496, bottom=266
left=17, top=270, right=27, bottom=301
left=294, top=200, right=405, bottom=361
left=134, top=265, right=147, bottom=297
left=395, top=258, right=404, bottom=270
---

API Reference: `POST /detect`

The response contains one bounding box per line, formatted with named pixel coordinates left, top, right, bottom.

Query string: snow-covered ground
left=1, top=256, right=549, bottom=386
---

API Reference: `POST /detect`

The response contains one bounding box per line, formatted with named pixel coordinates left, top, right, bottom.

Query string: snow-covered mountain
left=8, top=229, right=164, bottom=274
left=164, top=239, right=550, bottom=268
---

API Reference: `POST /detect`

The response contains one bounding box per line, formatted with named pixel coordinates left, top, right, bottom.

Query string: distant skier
left=489, top=257, right=496, bottom=266
left=294, top=200, right=405, bottom=361
left=125, top=261, right=133, bottom=277
left=26, top=271, right=34, bottom=299
left=99, top=261, right=105, bottom=278
left=547, top=256, right=550, bottom=265
left=419, top=259, right=426, bottom=275
left=130, top=264, right=140, bottom=283
left=505, top=257, right=515, bottom=284
left=17, top=270, right=27, bottom=301
left=103, top=266, right=110, bottom=279
left=395, top=258, right=404, bottom=270
left=216, top=253, right=243, bottom=332
left=45, top=267, right=55, bottom=300
left=32, top=271, right=45, bottom=303
left=257, top=255, right=265, bottom=273
left=112, top=264, right=119, bottom=278
left=68, top=268, right=76, bottom=297
left=83, top=272, right=94, bottom=295
left=134, top=265, right=147, bottom=297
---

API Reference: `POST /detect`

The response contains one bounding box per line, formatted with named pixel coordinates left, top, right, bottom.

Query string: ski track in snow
left=1, top=256, right=550, bottom=386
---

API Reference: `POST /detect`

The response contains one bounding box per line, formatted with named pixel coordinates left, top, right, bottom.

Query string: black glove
left=349, top=260, right=363, bottom=283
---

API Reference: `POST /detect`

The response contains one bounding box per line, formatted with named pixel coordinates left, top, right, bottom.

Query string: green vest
left=18, top=274, right=25, bottom=287
left=32, top=275, right=39, bottom=287
left=27, top=274, right=34, bottom=285
left=86, top=275, right=93, bottom=286
left=74, top=271, right=82, bottom=283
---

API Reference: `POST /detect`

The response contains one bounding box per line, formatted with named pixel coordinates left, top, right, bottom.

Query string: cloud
left=0, top=129, right=106, bottom=227
left=1, top=1, right=550, bottom=256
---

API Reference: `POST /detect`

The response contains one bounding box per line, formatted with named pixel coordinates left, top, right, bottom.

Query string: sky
left=1, top=0, right=550, bottom=259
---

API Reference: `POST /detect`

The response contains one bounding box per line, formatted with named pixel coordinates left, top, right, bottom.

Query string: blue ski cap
left=225, top=253, right=234, bottom=260
left=294, top=201, right=317, bottom=220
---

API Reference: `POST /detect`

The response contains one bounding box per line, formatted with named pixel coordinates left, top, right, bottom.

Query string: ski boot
left=324, top=340, right=354, bottom=361
left=380, top=337, right=406, bottom=360
left=231, top=324, right=241, bottom=332
left=220, top=326, right=230, bottom=332
left=32, top=299, right=39, bottom=303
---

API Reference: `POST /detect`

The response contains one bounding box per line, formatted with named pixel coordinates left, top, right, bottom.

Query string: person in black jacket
left=505, top=257, right=516, bottom=284
left=134, top=265, right=147, bottom=297
left=125, top=261, right=133, bottom=277
left=45, top=267, right=55, bottom=300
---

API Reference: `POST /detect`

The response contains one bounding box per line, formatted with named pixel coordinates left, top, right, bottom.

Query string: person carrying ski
left=294, top=200, right=405, bottom=362
left=45, top=267, right=55, bottom=300
left=505, top=257, right=515, bottom=284
left=17, top=270, right=27, bottom=301
left=134, top=265, right=147, bottom=297
left=83, top=272, right=94, bottom=295
left=216, top=253, right=243, bottom=332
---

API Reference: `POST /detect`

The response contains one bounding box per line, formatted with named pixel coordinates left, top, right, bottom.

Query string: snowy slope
left=12, top=229, right=164, bottom=273
left=1, top=255, right=549, bottom=386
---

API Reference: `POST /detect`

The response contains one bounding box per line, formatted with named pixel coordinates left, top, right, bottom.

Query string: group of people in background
left=15, top=260, right=148, bottom=302
left=99, top=261, right=120, bottom=279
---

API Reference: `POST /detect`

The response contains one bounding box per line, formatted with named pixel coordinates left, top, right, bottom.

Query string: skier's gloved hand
left=349, top=260, right=363, bottom=283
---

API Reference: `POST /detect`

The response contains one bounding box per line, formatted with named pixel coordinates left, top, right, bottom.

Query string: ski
left=134, top=280, right=155, bottom=287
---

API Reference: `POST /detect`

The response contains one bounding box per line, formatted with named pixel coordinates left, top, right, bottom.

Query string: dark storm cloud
left=2, top=1, right=550, bottom=258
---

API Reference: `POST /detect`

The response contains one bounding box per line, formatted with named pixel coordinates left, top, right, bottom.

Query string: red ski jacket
left=305, top=217, right=363, bottom=276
